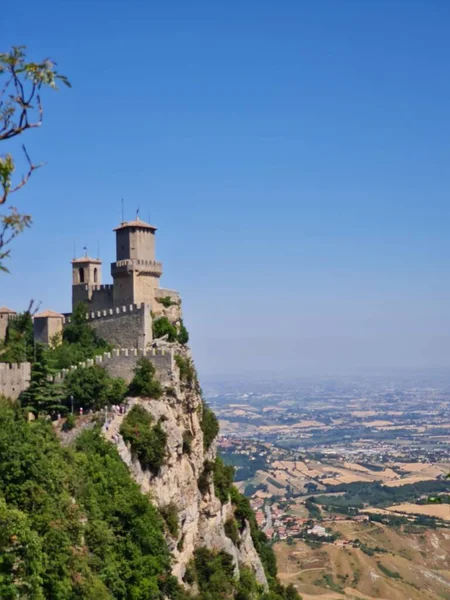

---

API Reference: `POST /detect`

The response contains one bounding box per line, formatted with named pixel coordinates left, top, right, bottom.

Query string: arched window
left=94, top=268, right=98, bottom=283
left=79, top=267, right=85, bottom=283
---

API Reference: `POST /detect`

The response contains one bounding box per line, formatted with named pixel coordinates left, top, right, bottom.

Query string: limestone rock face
left=109, top=346, right=268, bottom=588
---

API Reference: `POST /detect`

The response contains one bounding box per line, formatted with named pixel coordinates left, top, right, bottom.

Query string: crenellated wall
left=0, top=362, right=31, bottom=400
left=53, top=347, right=174, bottom=386
left=72, top=283, right=114, bottom=313
left=64, top=303, right=153, bottom=350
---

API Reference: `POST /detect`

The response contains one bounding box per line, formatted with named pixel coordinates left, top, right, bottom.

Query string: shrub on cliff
left=128, top=357, right=162, bottom=398
left=153, top=316, right=178, bottom=342
left=120, top=404, right=167, bottom=472
left=200, top=401, right=219, bottom=451
left=178, top=319, right=189, bottom=345
left=175, top=354, right=196, bottom=385
left=213, top=457, right=235, bottom=504
left=224, top=517, right=240, bottom=545
left=198, top=460, right=214, bottom=495
left=160, top=502, right=179, bottom=538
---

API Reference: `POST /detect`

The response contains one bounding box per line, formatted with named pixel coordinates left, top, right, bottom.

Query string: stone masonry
left=0, top=362, right=31, bottom=400
left=2, top=218, right=183, bottom=394
left=53, top=347, right=174, bottom=387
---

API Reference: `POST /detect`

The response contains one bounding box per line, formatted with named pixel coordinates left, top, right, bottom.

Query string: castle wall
left=54, top=348, right=174, bottom=387
left=65, top=303, right=153, bottom=350
left=89, top=285, right=114, bottom=311
left=0, top=362, right=31, bottom=400
left=72, top=284, right=114, bottom=312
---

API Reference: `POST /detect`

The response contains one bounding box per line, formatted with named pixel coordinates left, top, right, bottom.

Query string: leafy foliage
left=20, top=344, right=65, bottom=414
left=230, top=487, right=278, bottom=580
left=200, top=401, right=219, bottom=451
left=213, top=457, right=235, bottom=504
left=175, top=354, right=196, bottom=385
left=0, top=46, right=70, bottom=271
left=128, top=357, right=163, bottom=399
left=120, top=405, right=167, bottom=473
left=177, top=319, right=189, bottom=345
left=48, top=302, right=112, bottom=369
left=0, top=310, right=34, bottom=362
left=160, top=503, right=180, bottom=538
left=0, top=399, right=172, bottom=598
left=192, top=548, right=236, bottom=599
left=64, top=364, right=127, bottom=411
left=152, top=316, right=189, bottom=345
left=156, top=296, right=178, bottom=308
left=198, top=460, right=214, bottom=495
left=224, top=518, right=240, bottom=546
left=153, top=316, right=178, bottom=342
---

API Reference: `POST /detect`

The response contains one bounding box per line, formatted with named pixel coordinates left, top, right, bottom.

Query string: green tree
left=0, top=46, right=70, bottom=272
left=153, top=316, right=178, bottom=342
left=0, top=309, right=34, bottom=362
left=213, top=457, right=235, bottom=504
left=64, top=365, right=126, bottom=411
left=48, top=302, right=112, bottom=369
left=0, top=498, right=45, bottom=600
left=20, top=345, right=64, bottom=414
left=201, top=401, right=219, bottom=451
left=120, top=405, right=167, bottom=472
left=178, top=319, right=189, bottom=345
left=128, top=357, right=162, bottom=398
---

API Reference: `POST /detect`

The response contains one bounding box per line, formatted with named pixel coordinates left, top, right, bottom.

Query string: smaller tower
left=33, top=310, right=64, bottom=346
left=71, top=256, right=102, bottom=310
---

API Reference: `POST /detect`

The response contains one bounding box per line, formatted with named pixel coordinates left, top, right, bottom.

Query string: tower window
left=79, top=267, right=85, bottom=283
left=94, top=268, right=98, bottom=283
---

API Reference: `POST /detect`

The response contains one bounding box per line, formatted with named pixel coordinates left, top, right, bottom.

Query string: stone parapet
left=111, top=258, right=163, bottom=276
left=52, top=347, right=174, bottom=387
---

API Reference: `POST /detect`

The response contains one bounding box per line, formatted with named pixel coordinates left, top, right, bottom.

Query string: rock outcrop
left=104, top=344, right=268, bottom=589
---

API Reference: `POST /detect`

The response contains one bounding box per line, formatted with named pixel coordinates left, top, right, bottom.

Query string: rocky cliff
left=104, top=341, right=268, bottom=589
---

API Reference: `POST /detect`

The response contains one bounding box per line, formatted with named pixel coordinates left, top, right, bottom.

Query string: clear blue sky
left=3, top=0, right=450, bottom=378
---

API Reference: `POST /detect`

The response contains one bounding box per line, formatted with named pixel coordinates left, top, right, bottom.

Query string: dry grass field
left=385, top=503, right=450, bottom=521
left=275, top=521, right=450, bottom=599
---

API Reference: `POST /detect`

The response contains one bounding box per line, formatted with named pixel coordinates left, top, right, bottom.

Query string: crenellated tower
left=111, top=219, right=163, bottom=307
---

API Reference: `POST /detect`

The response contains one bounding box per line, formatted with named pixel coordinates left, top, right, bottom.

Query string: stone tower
left=71, top=256, right=114, bottom=312
left=111, top=219, right=163, bottom=307
left=72, top=256, right=102, bottom=307
left=33, top=310, right=64, bottom=345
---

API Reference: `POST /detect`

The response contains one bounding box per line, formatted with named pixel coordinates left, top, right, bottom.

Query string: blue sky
left=2, top=0, right=450, bottom=378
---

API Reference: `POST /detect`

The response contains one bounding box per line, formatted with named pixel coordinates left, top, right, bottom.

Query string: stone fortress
left=1, top=218, right=182, bottom=398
